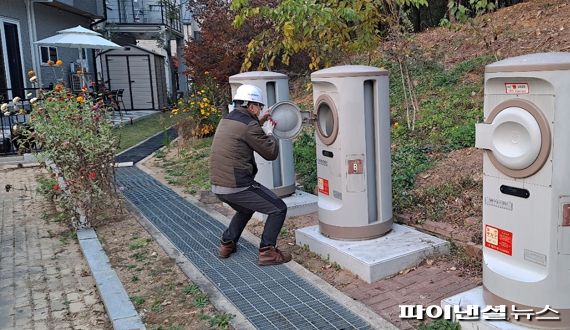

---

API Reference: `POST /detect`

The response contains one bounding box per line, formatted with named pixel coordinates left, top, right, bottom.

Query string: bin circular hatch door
left=315, top=95, right=339, bottom=145
left=482, top=99, right=551, bottom=178
left=269, top=101, right=303, bottom=139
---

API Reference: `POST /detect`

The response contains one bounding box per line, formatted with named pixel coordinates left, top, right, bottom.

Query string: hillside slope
left=417, top=0, right=569, bottom=67
left=390, top=0, right=569, bottom=255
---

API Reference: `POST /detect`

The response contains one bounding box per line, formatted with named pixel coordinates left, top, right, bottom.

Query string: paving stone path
left=344, top=264, right=480, bottom=329
left=0, top=167, right=110, bottom=330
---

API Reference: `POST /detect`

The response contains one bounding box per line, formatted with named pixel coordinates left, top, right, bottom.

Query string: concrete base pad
left=442, top=286, right=529, bottom=329
left=254, top=189, right=318, bottom=221
left=295, top=224, right=449, bottom=283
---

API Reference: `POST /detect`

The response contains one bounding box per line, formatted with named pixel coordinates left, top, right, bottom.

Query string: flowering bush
left=171, top=73, right=227, bottom=142
left=28, top=68, right=120, bottom=228
left=36, top=174, right=63, bottom=202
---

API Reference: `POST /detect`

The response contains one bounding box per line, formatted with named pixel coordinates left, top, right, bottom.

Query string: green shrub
left=392, top=144, right=432, bottom=213
left=30, top=77, right=120, bottom=228
left=293, top=127, right=317, bottom=194
left=36, top=174, right=63, bottom=201
left=171, top=73, right=228, bottom=143
left=445, top=121, right=476, bottom=149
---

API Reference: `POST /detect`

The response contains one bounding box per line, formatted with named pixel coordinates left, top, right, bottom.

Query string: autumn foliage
left=183, top=0, right=277, bottom=86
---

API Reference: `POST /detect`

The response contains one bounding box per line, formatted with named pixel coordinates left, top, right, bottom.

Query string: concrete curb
left=0, top=153, right=40, bottom=167
left=135, top=160, right=398, bottom=330
left=77, top=228, right=146, bottom=330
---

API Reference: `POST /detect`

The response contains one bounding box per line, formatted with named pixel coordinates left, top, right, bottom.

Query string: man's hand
left=259, top=112, right=271, bottom=125
left=262, top=118, right=277, bottom=136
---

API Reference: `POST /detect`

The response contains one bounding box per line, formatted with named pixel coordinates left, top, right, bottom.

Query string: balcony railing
left=52, top=0, right=104, bottom=18
left=106, top=0, right=182, bottom=33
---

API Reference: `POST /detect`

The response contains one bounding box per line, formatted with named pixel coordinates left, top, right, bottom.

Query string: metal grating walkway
left=116, top=166, right=373, bottom=330
left=115, top=127, right=178, bottom=164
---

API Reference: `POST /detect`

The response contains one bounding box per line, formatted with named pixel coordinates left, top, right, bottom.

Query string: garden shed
left=100, top=44, right=167, bottom=110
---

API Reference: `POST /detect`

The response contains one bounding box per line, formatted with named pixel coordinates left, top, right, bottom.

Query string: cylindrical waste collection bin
left=475, top=53, right=570, bottom=328
left=229, top=71, right=296, bottom=197
left=311, top=65, right=392, bottom=240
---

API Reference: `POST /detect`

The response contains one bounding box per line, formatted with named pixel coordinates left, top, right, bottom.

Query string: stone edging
left=77, top=229, right=146, bottom=330
left=396, top=214, right=483, bottom=260
left=45, top=160, right=146, bottom=330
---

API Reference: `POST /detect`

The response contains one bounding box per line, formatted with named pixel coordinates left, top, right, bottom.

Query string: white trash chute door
left=476, top=100, right=551, bottom=178
left=269, top=101, right=303, bottom=140
left=490, top=107, right=541, bottom=169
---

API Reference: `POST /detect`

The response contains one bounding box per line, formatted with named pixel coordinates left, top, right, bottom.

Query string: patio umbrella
left=35, top=25, right=121, bottom=50
left=34, top=25, right=122, bottom=87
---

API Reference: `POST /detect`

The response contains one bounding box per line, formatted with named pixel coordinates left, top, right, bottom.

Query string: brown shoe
left=258, top=246, right=292, bottom=266
left=219, top=240, right=236, bottom=258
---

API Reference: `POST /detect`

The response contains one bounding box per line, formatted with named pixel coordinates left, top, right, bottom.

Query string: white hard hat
left=233, top=84, right=264, bottom=105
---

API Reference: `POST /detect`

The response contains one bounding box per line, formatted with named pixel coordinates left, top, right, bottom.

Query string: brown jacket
left=209, top=107, right=279, bottom=188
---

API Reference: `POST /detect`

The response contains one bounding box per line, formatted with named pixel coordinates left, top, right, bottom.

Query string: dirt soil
left=388, top=0, right=570, bottom=259
left=408, top=0, right=570, bottom=68
left=96, top=202, right=232, bottom=329
left=398, top=148, right=484, bottom=259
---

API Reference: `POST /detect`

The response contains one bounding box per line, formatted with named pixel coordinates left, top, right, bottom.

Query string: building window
left=40, top=46, right=58, bottom=64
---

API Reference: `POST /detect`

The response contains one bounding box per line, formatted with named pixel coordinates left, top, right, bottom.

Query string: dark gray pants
left=216, top=182, right=287, bottom=248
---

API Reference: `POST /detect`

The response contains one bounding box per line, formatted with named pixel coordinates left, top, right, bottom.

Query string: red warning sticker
left=485, top=225, right=513, bottom=256
left=318, top=177, right=329, bottom=195
left=505, top=82, right=529, bottom=94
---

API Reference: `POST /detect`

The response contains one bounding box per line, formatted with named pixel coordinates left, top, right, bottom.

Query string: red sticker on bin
left=318, top=177, right=329, bottom=195
left=485, top=225, right=513, bottom=256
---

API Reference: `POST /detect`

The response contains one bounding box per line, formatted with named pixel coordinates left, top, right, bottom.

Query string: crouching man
left=209, top=84, right=291, bottom=266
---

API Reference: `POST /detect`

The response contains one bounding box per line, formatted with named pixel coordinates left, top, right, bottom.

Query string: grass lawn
left=158, top=137, right=213, bottom=194
left=114, top=112, right=178, bottom=153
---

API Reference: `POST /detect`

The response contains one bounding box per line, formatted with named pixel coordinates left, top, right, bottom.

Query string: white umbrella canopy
left=34, top=25, right=121, bottom=50
left=34, top=26, right=121, bottom=89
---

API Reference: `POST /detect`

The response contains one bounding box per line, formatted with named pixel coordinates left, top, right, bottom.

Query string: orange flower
left=47, top=60, right=54, bottom=66
left=76, top=96, right=85, bottom=103
left=55, top=59, right=63, bottom=66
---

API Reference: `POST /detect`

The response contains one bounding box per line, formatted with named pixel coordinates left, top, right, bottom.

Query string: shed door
left=106, top=55, right=154, bottom=110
